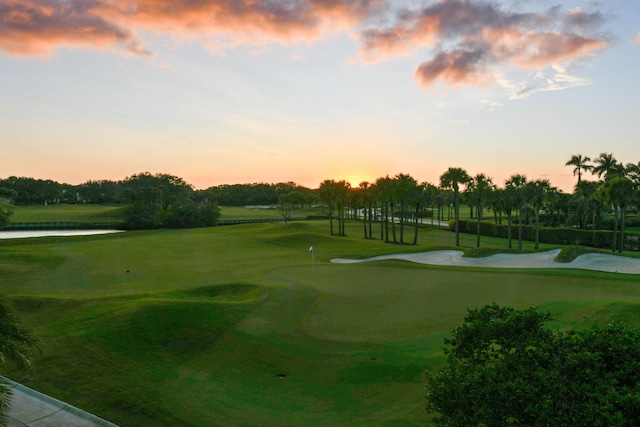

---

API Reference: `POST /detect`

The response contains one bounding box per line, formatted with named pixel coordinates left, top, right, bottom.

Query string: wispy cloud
left=0, top=0, right=384, bottom=57
left=635, top=32, right=640, bottom=44
left=357, top=1, right=608, bottom=90
left=509, top=64, right=592, bottom=100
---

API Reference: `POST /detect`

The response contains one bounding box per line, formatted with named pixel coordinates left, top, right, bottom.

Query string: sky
left=1, top=0, right=639, bottom=192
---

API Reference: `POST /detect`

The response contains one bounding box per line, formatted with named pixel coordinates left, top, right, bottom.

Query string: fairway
left=10, top=204, right=125, bottom=224
left=2, top=221, right=640, bottom=426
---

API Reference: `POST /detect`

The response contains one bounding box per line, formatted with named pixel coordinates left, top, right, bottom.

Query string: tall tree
left=506, top=174, right=528, bottom=250
left=375, top=176, right=394, bottom=242
left=500, top=184, right=518, bottom=249
left=412, top=182, right=428, bottom=245
left=440, top=167, right=470, bottom=247
left=602, top=177, right=636, bottom=253
left=277, top=191, right=304, bottom=224
left=0, top=202, right=13, bottom=230
left=394, top=174, right=418, bottom=245
left=466, top=174, right=493, bottom=248
left=565, top=154, right=592, bottom=184
left=423, top=183, right=439, bottom=226
left=592, top=152, right=620, bottom=181
left=527, top=179, right=551, bottom=249
left=574, top=180, right=601, bottom=231
left=334, top=180, right=351, bottom=236
left=625, top=161, right=640, bottom=185
left=318, top=180, right=338, bottom=235
left=357, top=182, right=372, bottom=239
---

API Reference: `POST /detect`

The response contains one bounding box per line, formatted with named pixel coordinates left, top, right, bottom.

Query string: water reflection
left=0, top=230, right=123, bottom=239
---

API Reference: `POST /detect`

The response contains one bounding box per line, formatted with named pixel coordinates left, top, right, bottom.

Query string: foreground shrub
left=426, top=304, right=640, bottom=427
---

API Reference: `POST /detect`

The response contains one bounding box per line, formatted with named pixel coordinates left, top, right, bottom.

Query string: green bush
left=465, top=220, right=498, bottom=237
left=450, top=219, right=640, bottom=251
left=426, top=304, right=640, bottom=427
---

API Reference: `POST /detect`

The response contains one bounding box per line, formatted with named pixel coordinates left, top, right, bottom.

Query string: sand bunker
left=331, top=249, right=640, bottom=275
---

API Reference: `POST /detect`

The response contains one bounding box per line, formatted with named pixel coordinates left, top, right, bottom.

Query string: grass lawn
left=10, top=204, right=125, bottom=224
left=219, top=205, right=325, bottom=220
left=626, top=226, right=640, bottom=235
left=10, top=204, right=323, bottom=224
left=2, top=220, right=640, bottom=426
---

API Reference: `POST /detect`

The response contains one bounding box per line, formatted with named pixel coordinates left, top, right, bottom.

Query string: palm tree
left=488, top=187, right=504, bottom=225
left=592, top=153, right=620, bottom=181
left=335, top=180, right=351, bottom=236
left=500, top=185, right=517, bottom=249
left=574, top=180, right=601, bottom=231
left=423, top=183, right=439, bottom=226
left=527, top=179, right=551, bottom=250
left=1, top=295, right=37, bottom=425
left=565, top=154, right=592, bottom=185
left=466, top=174, right=494, bottom=248
left=625, top=162, right=640, bottom=185
left=394, top=174, right=419, bottom=244
left=602, top=177, right=636, bottom=253
left=440, top=167, right=470, bottom=246
left=318, top=179, right=337, bottom=235
left=375, top=176, right=393, bottom=242
left=358, top=181, right=375, bottom=239
left=506, top=174, right=528, bottom=250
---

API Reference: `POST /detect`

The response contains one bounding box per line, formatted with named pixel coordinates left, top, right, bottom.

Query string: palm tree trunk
left=399, top=202, right=404, bottom=244
left=384, top=203, right=390, bottom=243
left=507, top=213, right=512, bottom=249
left=362, top=206, right=367, bottom=238
left=329, top=206, right=334, bottom=235
left=391, top=202, right=397, bottom=243
left=476, top=202, right=481, bottom=248
left=535, top=209, right=540, bottom=250
left=612, top=206, right=618, bottom=252
left=620, top=207, right=626, bottom=253
left=518, top=210, right=523, bottom=250
left=592, top=208, right=597, bottom=246
left=455, top=192, right=460, bottom=247
left=413, top=205, right=420, bottom=245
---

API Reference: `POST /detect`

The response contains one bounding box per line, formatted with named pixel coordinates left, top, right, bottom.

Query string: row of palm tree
left=315, top=153, right=639, bottom=252
left=566, top=153, right=640, bottom=253
left=566, top=152, right=640, bottom=183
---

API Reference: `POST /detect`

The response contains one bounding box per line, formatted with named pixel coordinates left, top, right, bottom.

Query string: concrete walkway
left=2, top=377, right=118, bottom=427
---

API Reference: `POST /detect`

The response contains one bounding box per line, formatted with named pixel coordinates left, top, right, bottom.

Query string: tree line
left=2, top=153, right=639, bottom=244
left=315, top=153, right=639, bottom=252
left=0, top=175, right=316, bottom=207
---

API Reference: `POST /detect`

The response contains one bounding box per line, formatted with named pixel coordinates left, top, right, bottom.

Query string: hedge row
left=450, top=219, right=640, bottom=251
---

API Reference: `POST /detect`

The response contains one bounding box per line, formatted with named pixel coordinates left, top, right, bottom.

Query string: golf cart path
left=2, top=377, right=118, bottom=427
left=331, top=249, right=640, bottom=275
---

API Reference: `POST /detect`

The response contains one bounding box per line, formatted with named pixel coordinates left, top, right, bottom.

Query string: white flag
left=309, top=246, right=313, bottom=252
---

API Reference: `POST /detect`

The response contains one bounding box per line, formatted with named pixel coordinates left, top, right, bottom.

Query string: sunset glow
left=2, top=0, right=639, bottom=193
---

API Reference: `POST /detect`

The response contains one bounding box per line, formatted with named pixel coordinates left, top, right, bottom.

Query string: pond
left=0, top=230, right=123, bottom=239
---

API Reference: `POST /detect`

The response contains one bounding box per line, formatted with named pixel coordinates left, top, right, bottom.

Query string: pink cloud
left=0, top=0, right=383, bottom=57
left=415, top=48, right=493, bottom=88
left=359, top=0, right=609, bottom=89
left=635, top=32, right=640, bottom=44
left=0, top=0, right=145, bottom=56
